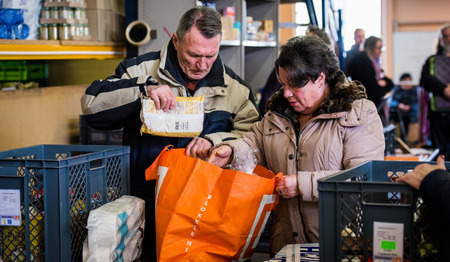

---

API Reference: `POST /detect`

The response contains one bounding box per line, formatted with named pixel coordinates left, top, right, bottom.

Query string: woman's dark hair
left=275, top=35, right=340, bottom=88
left=176, top=6, right=222, bottom=42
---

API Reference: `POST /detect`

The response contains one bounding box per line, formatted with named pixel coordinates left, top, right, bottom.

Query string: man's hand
left=146, top=84, right=176, bottom=111
left=208, top=145, right=232, bottom=167
left=185, top=137, right=213, bottom=160
left=397, top=155, right=446, bottom=190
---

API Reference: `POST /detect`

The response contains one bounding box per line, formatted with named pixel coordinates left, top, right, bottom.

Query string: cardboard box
left=221, top=16, right=235, bottom=40
left=86, top=0, right=112, bottom=10
left=86, top=9, right=113, bottom=41
left=111, top=0, right=125, bottom=16
left=112, top=13, right=126, bottom=42
left=261, top=20, right=273, bottom=33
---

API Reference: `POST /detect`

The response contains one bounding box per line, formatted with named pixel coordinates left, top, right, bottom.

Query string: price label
left=0, top=189, right=21, bottom=226
left=373, top=221, right=404, bottom=262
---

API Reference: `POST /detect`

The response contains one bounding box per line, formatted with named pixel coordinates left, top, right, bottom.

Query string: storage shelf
left=243, top=40, right=277, bottom=47
left=0, top=39, right=126, bottom=60
left=220, top=40, right=241, bottom=46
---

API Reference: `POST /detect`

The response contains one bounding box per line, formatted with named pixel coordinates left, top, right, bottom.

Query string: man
left=345, top=28, right=365, bottom=74
left=420, top=23, right=450, bottom=159
left=80, top=6, right=260, bottom=261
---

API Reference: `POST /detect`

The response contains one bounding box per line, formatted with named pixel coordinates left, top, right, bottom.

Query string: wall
left=280, top=3, right=296, bottom=45
left=0, top=85, right=87, bottom=151
left=0, top=58, right=122, bottom=151
left=382, top=0, right=450, bottom=82
left=277, top=0, right=450, bottom=84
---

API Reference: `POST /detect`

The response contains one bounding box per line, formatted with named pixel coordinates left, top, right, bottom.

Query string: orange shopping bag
left=145, top=146, right=281, bottom=261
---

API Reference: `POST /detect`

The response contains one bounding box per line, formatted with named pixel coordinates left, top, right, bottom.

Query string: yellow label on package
left=140, top=95, right=204, bottom=137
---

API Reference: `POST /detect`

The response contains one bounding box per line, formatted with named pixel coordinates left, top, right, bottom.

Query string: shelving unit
left=0, top=39, right=126, bottom=60
left=138, top=0, right=280, bottom=93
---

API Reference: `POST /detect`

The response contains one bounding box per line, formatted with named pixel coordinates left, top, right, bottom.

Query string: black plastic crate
left=79, top=115, right=123, bottom=145
left=318, top=160, right=448, bottom=262
left=0, top=144, right=130, bottom=262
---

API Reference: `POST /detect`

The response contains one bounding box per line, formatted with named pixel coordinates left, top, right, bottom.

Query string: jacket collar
left=159, top=39, right=226, bottom=89
left=267, top=70, right=367, bottom=126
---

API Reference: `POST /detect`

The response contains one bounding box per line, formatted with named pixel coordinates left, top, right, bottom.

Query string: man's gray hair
left=176, top=6, right=222, bottom=42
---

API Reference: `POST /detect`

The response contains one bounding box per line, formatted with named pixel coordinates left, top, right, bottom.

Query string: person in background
left=345, top=28, right=365, bottom=74
left=396, top=155, right=450, bottom=261
left=258, top=25, right=332, bottom=115
left=207, top=35, right=385, bottom=256
left=80, top=6, right=260, bottom=261
left=305, top=25, right=331, bottom=47
left=420, top=23, right=450, bottom=159
left=347, top=36, right=394, bottom=124
left=389, top=73, right=419, bottom=145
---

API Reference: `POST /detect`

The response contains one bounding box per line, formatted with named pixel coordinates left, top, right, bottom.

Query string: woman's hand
left=208, top=145, right=233, bottom=167
left=397, top=155, right=446, bottom=190
left=275, top=174, right=300, bottom=199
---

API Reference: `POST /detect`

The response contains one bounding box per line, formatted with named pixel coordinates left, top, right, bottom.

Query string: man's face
left=354, top=29, right=365, bottom=46
left=173, top=26, right=221, bottom=81
left=441, top=27, right=450, bottom=49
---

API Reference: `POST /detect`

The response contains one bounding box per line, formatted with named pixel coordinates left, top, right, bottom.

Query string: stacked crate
left=0, top=61, right=47, bottom=89
left=0, top=145, right=130, bottom=261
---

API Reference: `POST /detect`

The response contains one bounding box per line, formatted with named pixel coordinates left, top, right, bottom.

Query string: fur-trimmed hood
left=266, top=70, right=367, bottom=128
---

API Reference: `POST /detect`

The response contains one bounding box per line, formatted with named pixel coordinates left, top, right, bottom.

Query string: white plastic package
left=140, top=95, right=204, bottom=137
left=82, top=195, right=145, bottom=262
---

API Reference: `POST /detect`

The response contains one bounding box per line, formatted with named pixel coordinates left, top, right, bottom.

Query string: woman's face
left=370, top=40, right=383, bottom=60
left=279, top=67, right=328, bottom=114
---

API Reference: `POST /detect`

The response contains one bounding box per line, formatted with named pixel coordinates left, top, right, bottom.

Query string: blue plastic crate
left=0, top=144, right=130, bottom=262
left=318, top=160, right=449, bottom=262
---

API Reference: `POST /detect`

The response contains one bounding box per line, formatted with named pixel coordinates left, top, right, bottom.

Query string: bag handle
left=145, top=145, right=174, bottom=181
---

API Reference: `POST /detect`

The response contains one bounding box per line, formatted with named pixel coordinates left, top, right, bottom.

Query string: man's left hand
left=185, top=137, right=213, bottom=160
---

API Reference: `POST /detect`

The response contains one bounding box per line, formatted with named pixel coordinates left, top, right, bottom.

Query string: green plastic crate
left=0, top=61, right=27, bottom=81
left=26, top=61, right=47, bottom=81
left=0, top=144, right=130, bottom=262
left=318, top=160, right=449, bottom=262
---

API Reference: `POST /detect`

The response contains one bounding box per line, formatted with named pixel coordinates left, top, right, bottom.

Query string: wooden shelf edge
left=0, top=39, right=126, bottom=60
left=0, top=39, right=125, bottom=46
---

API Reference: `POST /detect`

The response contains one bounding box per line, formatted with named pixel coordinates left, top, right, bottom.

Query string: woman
left=258, top=25, right=333, bottom=115
left=208, top=35, right=385, bottom=256
left=347, top=36, right=394, bottom=120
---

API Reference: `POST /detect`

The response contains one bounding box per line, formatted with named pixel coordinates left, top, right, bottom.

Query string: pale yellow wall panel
left=48, top=59, right=122, bottom=86
left=0, top=85, right=87, bottom=151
